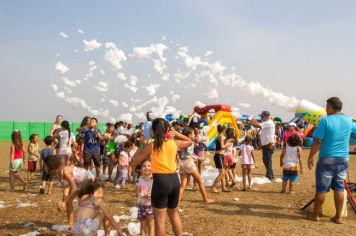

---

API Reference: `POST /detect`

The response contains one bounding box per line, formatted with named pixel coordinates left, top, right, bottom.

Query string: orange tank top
left=150, top=140, right=178, bottom=174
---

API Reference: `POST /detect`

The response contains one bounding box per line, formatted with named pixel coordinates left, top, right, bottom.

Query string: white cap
left=288, top=122, right=297, bottom=127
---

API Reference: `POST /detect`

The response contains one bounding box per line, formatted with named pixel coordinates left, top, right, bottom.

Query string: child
left=136, top=160, right=154, bottom=236
left=114, top=141, right=132, bottom=189
left=179, top=127, right=214, bottom=204
left=27, top=134, right=40, bottom=181
left=74, top=134, right=84, bottom=167
left=239, top=136, right=257, bottom=191
left=39, top=136, right=56, bottom=194
left=46, top=155, right=95, bottom=229
left=128, top=135, right=139, bottom=183
left=9, top=130, right=27, bottom=191
left=54, top=120, right=76, bottom=166
left=73, top=179, right=124, bottom=236
left=79, top=117, right=103, bottom=178
left=103, top=123, right=116, bottom=180
left=224, top=128, right=237, bottom=188
left=280, top=134, right=303, bottom=194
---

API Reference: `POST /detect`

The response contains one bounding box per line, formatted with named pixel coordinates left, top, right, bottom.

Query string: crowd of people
left=7, top=97, right=356, bottom=235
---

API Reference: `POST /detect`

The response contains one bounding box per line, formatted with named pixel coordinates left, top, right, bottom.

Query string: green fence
left=0, top=121, right=106, bottom=141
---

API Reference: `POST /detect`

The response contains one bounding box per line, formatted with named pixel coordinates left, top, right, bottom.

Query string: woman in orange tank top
left=130, top=118, right=192, bottom=236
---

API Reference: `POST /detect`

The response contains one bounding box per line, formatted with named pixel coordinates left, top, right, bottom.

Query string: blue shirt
left=313, top=114, right=356, bottom=158
left=84, top=128, right=101, bottom=153
left=143, top=121, right=152, bottom=140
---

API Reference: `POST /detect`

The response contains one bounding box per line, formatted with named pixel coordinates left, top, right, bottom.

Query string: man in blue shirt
left=308, top=97, right=356, bottom=224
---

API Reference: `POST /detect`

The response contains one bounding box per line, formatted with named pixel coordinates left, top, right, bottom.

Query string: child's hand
left=57, top=201, right=65, bottom=211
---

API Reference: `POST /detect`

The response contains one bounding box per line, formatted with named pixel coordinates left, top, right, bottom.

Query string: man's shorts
left=83, top=150, right=101, bottom=167
left=316, top=157, right=349, bottom=193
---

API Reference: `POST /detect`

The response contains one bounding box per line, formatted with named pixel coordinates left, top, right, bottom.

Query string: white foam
left=109, top=100, right=119, bottom=107
left=78, top=29, right=84, bottom=34
left=204, top=89, right=219, bottom=99
left=97, top=229, right=119, bottom=236
left=55, top=62, right=69, bottom=74
left=19, top=231, right=40, bottom=236
left=23, top=222, right=35, bottom=227
left=16, top=201, right=37, bottom=208
left=51, top=225, right=69, bottom=232
left=234, top=197, right=240, bottom=201
left=145, top=84, right=161, bottom=96
left=129, top=207, right=138, bottom=219
left=104, top=42, right=127, bottom=71
left=59, top=32, right=68, bottom=39
left=83, top=39, right=102, bottom=51
left=127, top=222, right=140, bottom=235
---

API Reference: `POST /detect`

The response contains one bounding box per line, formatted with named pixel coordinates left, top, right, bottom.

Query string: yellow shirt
left=150, top=140, right=177, bottom=174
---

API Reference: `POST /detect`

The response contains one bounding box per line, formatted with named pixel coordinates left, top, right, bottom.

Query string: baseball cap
left=288, top=122, right=297, bottom=127
left=259, top=111, right=270, bottom=117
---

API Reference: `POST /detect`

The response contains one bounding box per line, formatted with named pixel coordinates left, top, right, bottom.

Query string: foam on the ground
left=127, top=222, right=140, bottom=235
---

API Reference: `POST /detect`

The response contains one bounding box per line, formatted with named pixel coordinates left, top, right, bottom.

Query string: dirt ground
left=0, top=141, right=355, bottom=236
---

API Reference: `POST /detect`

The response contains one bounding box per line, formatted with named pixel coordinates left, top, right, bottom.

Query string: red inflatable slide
left=194, top=104, right=232, bottom=115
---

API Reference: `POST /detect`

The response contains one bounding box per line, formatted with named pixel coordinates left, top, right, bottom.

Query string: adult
left=251, top=111, right=276, bottom=180
left=142, top=111, right=154, bottom=140
left=130, top=118, right=192, bottom=236
left=50, top=115, right=63, bottom=136
left=308, top=97, right=356, bottom=224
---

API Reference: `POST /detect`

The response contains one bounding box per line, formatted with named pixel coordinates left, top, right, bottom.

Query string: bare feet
left=222, top=189, right=231, bottom=192
left=247, top=186, right=252, bottom=190
left=280, top=190, right=286, bottom=193
left=331, top=217, right=343, bottom=224
left=210, top=188, right=220, bottom=193
left=22, top=181, right=28, bottom=191
left=204, top=199, right=215, bottom=205
left=307, top=214, right=320, bottom=222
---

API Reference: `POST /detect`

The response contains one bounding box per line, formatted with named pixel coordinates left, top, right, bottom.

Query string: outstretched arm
left=97, top=201, right=124, bottom=236
left=308, top=138, right=321, bottom=170
left=130, top=144, right=151, bottom=168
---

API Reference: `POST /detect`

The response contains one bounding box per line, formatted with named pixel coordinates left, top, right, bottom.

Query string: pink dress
left=240, top=144, right=254, bottom=168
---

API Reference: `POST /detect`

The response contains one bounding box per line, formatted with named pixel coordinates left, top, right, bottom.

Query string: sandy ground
left=0, top=141, right=355, bottom=236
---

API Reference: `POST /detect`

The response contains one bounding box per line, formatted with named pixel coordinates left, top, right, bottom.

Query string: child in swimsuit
left=46, top=156, right=95, bottom=230
left=73, top=179, right=123, bottom=236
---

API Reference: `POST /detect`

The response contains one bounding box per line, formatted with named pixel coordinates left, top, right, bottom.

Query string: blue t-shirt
left=143, top=121, right=152, bottom=140
left=313, top=114, right=356, bottom=158
left=84, top=128, right=101, bottom=153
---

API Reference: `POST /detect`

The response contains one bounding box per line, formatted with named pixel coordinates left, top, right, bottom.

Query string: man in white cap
left=251, top=111, right=275, bottom=180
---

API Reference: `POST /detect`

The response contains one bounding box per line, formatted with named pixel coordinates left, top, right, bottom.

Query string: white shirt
left=58, top=130, right=75, bottom=155
left=260, top=119, right=275, bottom=146
left=283, top=145, right=299, bottom=168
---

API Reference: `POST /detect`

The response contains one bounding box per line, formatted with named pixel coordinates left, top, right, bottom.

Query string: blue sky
left=1, top=0, right=355, bottom=122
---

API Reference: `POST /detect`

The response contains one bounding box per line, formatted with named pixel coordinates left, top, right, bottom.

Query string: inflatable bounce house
left=193, top=104, right=243, bottom=150
left=292, top=99, right=356, bottom=146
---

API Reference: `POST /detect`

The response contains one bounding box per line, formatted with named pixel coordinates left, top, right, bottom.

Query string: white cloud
left=55, top=62, right=69, bottom=74
left=103, top=42, right=127, bottom=71
left=83, top=39, right=102, bottom=51
left=59, top=32, right=68, bottom=39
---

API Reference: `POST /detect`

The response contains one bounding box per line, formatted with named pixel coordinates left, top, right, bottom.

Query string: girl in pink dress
left=238, top=136, right=257, bottom=191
